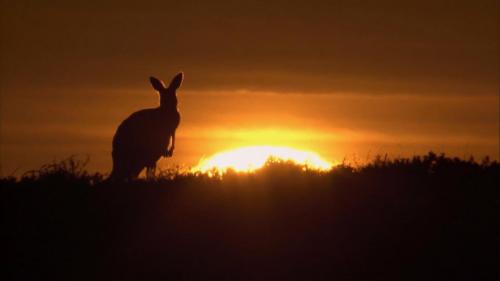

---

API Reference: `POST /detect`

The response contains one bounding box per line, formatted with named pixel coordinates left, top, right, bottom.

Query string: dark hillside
left=2, top=153, right=499, bottom=281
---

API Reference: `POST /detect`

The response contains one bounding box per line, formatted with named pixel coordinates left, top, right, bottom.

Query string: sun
left=192, top=145, right=333, bottom=174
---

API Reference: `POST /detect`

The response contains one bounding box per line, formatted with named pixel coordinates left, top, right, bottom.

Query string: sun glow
left=192, top=145, right=333, bottom=174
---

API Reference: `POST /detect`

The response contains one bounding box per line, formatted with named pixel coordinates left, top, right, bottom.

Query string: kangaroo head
left=150, top=72, right=184, bottom=109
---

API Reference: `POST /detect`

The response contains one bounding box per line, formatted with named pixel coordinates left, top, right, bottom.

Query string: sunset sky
left=1, top=0, right=498, bottom=175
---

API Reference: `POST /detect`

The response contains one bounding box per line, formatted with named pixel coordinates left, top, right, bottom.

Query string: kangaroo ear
left=168, top=72, right=184, bottom=90
left=150, top=77, right=166, bottom=91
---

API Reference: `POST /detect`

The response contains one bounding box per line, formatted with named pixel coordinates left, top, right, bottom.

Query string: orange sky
left=1, top=0, right=498, bottom=175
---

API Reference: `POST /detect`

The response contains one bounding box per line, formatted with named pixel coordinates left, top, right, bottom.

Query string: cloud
left=1, top=0, right=498, bottom=96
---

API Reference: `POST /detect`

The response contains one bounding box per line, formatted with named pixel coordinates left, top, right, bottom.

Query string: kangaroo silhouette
left=110, top=72, right=183, bottom=180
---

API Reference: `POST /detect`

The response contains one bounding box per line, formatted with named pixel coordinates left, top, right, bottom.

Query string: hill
left=2, top=153, right=499, bottom=281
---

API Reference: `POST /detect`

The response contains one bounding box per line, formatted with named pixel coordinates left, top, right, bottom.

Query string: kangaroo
left=110, top=72, right=183, bottom=180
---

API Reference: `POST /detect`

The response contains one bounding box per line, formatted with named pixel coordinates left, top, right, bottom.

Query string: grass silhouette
left=2, top=152, right=499, bottom=281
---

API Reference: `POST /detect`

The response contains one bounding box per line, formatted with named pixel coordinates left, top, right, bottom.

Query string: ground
left=2, top=154, right=499, bottom=281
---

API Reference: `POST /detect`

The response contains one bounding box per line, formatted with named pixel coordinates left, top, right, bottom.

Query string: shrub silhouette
left=2, top=152, right=499, bottom=281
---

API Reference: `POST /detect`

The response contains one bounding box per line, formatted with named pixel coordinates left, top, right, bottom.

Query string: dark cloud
left=1, top=0, right=498, bottom=95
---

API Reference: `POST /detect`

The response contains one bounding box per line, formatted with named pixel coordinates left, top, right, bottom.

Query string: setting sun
left=192, top=145, right=334, bottom=174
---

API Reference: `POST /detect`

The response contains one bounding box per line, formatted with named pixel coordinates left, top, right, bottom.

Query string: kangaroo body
left=110, top=72, right=183, bottom=180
